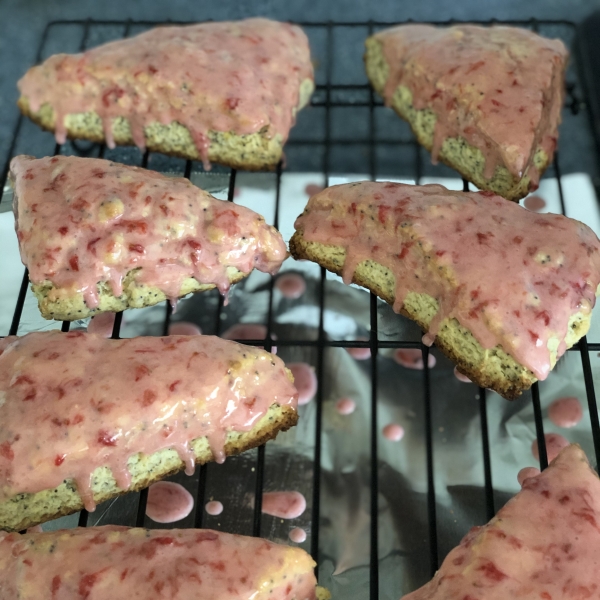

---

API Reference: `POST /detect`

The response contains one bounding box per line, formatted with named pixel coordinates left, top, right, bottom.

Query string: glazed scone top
left=11, top=155, right=287, bottom=309
left=295, top=182, right=600, bottom=380
left=18, top=18, right=314, bottom=166
left=0, top=526, right=319, bottom=599
left=0, top=331, right=298, bottom=510
left=402, top=445, right=600, bottom=599
left=373, top=25, right=567, bottom=184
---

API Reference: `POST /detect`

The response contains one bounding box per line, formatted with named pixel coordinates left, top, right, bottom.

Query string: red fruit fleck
left=430, top=89, right=443, bottom=100
left=465, top=60, right=485, bottom=73
left=101, top=86, right=125, bottom=108
left=378, top=205, right=391, bottom=223
left=528, top=330, right=540, bottom=344
left=72, top=198, right=90, bottom=212
left=226, top=97, right=240, bottom=110
left=129, top=243, right=145, bottom=254
left=55, top=454, right=66, bottom=466
left=535, top=310, right=551, bottom=326
left=51, top=575, right=61, bottom=598
left=540, top=594, right=551, bottom=600
left=512, top=78, right=519, bottom=86
left=514, top=310, right=521, bottom=318
left=491, top=99, right=501, bottom=107
left=159, top=204, right=169, bottom=216
left=148, top=65, right=158, bottom=74
left=58, top=226, right=68, bottom=236
left=397, top=241, right=413, bottom=260
left=91, top=169, right=105, bottom=178
left=23, top=390, right=37, bottom=401
left=211, top=561, right=226, bottom=572
left=134, top=364, right=150, bottom=381
left=519, top=106, right=526, bottom=113
left=142, top=389, right=157, bottom=407
left=559, top=495, right=570, bottom=504
left=69, top=256, right=79, bottom=271
left=476, top=232, right=493, bottom=244
left=87, top=237, right=101, bottom=256
left=349, top=202, right=357, bottom=215
left=513, top=236, right=523, bottom=244
left=120, top=569, right=129, bottom=581
left=24, top=171, right=34, bottom=180
left=0, top=442, right=14, bottom=460
left=145, top=195, right=152, bottom=205
left=79, top=573, right=100, bottom=599
left=477, top=560, right=507, bottom=582
left=169, top=380, right=181, bottom=392
left=452, top=555, right=465, bottom=566
left=121, top=220, right=148, bottom=234
left=73, top=414, right=85, bottom=425
left=97, top=430, right=118, bottom=446
left=13, top=375, right=34, bottom=386
left=435, top=250, right=446, bottom=257
left=470, top=289, right=480, bottom=300
left=478, top=190, right=495, bottom=197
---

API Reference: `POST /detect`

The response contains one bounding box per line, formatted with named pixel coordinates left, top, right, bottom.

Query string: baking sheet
left=1, top=171, right=600, bottom=599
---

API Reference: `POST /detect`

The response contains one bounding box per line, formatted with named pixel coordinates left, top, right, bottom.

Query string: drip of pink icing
left=11, top=155, right=287, bottom=310
left=205, top=500, right=224, bottom=516
left=548, top=396, right=583, bottom=428
left=87, top=312, right=116, bottom=337
left=393, top=348, right=437, bottom=370
left=289, top=528, right=307, bottom=544
left=275, top=273, right=307, bottom=299
left=383, top=423, right=405, bottom=442
left=0, top=331, right=298, bottom=511
left=295, top=182, right=600, bottom=381
left=335, top=398, right=356, bottom=415
left=517, top=466, right=541, bottom=487
left=376, top=25, right=567, bottom=186
left=0, top=526, right=319, bottom=599
left=262, top=491, right=307, bottom=519
left=531, top=433, right=570, bottom=463
left=168, top=321, right=202, bottom=336
left=145, top=481, right=194, bottom=523
left=18, top=19, right=314, bottom=167
left=287, top=363, right=317, bottom=406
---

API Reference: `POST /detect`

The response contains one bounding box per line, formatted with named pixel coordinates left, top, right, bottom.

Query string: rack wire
left=0, top=17, right=598, bottom=599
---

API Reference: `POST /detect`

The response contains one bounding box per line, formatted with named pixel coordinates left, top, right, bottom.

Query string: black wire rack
left=1, top=17, right=599, bottom=599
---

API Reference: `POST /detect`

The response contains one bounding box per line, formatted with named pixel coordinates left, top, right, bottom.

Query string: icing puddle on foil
left=295, top=182, right=600, bottom=381
left=168, top=321, right=202, bottom=336
left=275, top=272, right=307, bottom=299
left=289, top=527, right=307, bottom=543
left=222, top=323, right=277, bottom=354
left=11, top=155, right=287, bottom=310
left=393, top=348, right=436, bottom=370
left=548, top=396, right=583, bottom=428
left=205, top=500, right=224, bottom=516
left=286, top=363, right=317, bottom=406
left=383, top=424, right=405, bottom=442
left=532, top=433, right=570, bottom=463
left=335, top=398, right=356, bottom=415
left=0, top=331, right=297, bottom=511
left=346, top=337, right=371, bottom=360
left=18, top=19, right=313, bottom=169
left=262, top=491, right=306, bottom=519
left=376, top=25, right=566, bottom=186
left=145, top=481, right=194, bottom=523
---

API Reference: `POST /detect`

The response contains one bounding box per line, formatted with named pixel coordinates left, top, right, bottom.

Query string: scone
left=402, top=445, right=600, bottom=599
left=10, top=154, right=287, bottom=321
left=290, top=181, right=600, bottom=399
left=0, top=526, right=330, bottom=599
left=365, top=25, right=568, bottom=200
left=0, top=331, right=299, bottom=531
left=17, top=18, right=314, bottom=170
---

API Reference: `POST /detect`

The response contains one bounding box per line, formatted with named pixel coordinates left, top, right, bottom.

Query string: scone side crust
left=364, top=36, right=549, bottom=201
left=0, top=404, right=297, bottom=532
left=290, top=229, right=538, bottom=399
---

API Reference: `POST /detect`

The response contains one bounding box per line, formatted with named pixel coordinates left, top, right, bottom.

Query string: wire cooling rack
left=0, top=17, right=599, bottom=599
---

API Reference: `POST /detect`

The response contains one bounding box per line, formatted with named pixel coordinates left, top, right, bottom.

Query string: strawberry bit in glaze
left=18, top=19, right=314, bottom=168
left=0, top=526, right=320, bottom=599
left=0, top=331, right=297, bottom=512
left=11, top=155, right=287, bottom=310
left=295, top=182, right=600, bottom=380
left=402, top=445, right=600, bottom=600
left=376, top=25, right=567, bottom=185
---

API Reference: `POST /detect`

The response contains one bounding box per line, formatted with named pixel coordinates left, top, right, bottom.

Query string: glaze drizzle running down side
left=294, top=182, right=600, bottom=380
left=0, top=526, right=322, bottom=600
left=0, top=331, right=298, bottom=511
left=374, top=25, right=567, bottom=185
left=18, top=18, right=314, bottom=166
left=10, top=155, right=287, bottom=309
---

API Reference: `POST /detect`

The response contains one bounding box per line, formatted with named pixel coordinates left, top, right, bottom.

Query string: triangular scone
left=0, top=526, right=330, bottom=599
left=401, top=444, right=600, bottom=600
left=17, top=18, right=314, bottom=170
left=0, top=331, right=298, bottom=531
left=365, top=25, right=568, bottom=200
left=291, top=182, right=600, bottom=399
left=10, top=155, right=287, bottom=321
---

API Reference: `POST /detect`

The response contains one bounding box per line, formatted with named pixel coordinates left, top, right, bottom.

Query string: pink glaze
left=289, top=528, right=307, bottom=544
left=524, top=195, right=547, bottom=211
left=403, top=445, right=600, bottom=600
left=0, top=331, right=298, bottom=511
left=11, top=155, right=287, bottom=310
left=376, top=25, right=567, bottom=185
left=222, top=323, right=277, bottom=354
left=26, top=525, right=43, bottom=534
left=276, top=273, right=306, bottom=299
left=145, top=481, right=194, bottom=523
left=205, top=500, right=224, bottom=516
left=262, top=491, right=307, bottom=520
left=335, top=397, right=356, bottom=415
left=346, top=338, right=371, bottom=360
left=383, top=423, right=405, bottom=442
left=531, top=433, right=570, bottom=463
left=18, top=19, right=314, bottom=168
left=87, top=311, right=116, bottom=337
left=517, top=466, right=541, bottom=487
left=393, top=348, right=436, bottom=370
left=168, top=321, right=202, bottom=336
left=287, top=363, right=317, bottom=406
left=548, top=396, right=583, bottom=428
left=453, top=366, right=472, bottom=383
left=295, top=182, right=600, bottom=381
left=0, top=526, right=319, bottom=599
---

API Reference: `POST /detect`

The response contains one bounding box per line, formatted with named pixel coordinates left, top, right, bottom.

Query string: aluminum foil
left=1, top=171, right=600, bottom=600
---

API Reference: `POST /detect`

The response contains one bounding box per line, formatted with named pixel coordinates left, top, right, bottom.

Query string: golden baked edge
left=31, top=266, right=248, bottom=321
left=17, top=78, right=314, bottom=171
left=289, top=229, right=591, bottom=400
left=0, top=402, right=298, bottom=532
left=364, top=37, right=549, bottom=201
